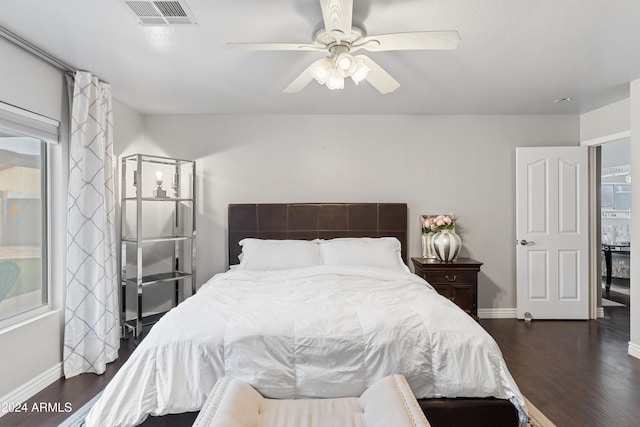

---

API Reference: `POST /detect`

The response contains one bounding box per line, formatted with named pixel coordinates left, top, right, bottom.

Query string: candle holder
left=171, top=173, right=180, bottom=198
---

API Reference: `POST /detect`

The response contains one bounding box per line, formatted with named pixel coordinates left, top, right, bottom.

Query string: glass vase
left=421, top=232, right=437, bottom=258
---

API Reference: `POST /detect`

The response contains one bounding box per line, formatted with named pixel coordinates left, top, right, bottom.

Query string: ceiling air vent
left=124, top=1, right=197, bottom=25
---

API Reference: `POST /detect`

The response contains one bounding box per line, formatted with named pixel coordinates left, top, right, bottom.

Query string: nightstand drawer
left=431, top=285, right=476, bottom=316
left=422, top=272, right=475, bottom=286
left=411, top=257, right=482, bottom=317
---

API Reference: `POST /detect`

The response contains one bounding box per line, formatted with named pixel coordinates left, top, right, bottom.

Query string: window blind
left=0, top=101, right=59, bottom=143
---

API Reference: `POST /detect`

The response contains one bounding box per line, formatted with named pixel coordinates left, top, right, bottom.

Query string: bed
left=86, top=203, right=526, bottom=427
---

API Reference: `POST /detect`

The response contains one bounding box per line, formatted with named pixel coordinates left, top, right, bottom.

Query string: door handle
left=519, top=239, right=535, bottom=246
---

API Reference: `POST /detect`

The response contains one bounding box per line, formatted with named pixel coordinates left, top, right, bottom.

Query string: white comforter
left=86, top=266, right=526, bottom=427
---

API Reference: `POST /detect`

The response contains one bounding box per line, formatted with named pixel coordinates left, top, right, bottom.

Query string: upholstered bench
left=192, top=374, right=431, bottom=427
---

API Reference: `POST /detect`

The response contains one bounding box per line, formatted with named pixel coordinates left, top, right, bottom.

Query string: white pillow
left=319, top=237, right=408, bottom=272
left=237, top=239, right=322, bottom=271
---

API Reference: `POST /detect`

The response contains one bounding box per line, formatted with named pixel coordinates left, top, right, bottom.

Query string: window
left=0, top=101, right=57, bottom=325
left=0, top=137, right=47, bottom=322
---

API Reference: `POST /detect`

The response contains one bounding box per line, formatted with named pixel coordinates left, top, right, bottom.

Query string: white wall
left=131, top=114, right=579, bottom=312
left=0, top=40, right=67, bottom=402
left=580, top=99, right=630, bottom=142
left=113, top=100, right=146, bottom=152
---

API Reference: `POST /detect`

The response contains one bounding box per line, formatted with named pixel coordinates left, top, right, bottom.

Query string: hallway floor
left=599, top=279, right=630, bottom=334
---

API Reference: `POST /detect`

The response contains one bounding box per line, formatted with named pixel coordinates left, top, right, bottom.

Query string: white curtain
left=63, top=71, right=119, bottom=379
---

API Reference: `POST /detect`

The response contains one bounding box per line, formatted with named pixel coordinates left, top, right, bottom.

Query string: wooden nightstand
left=411, top=257, right=483, bottom=317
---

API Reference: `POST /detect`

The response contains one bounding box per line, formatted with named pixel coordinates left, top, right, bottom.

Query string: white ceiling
left=2, top=0, right=640, bottom=115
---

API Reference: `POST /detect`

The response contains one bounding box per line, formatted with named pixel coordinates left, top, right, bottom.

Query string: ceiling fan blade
left=283, top=61, right=319, bottom=93
left=319, top=0, right=353, bottom=39
left=354, top=31, right=461, bottom=52
left=226, top=42, right=325, bottom=51
left=355, top=55, right=399, bottom=94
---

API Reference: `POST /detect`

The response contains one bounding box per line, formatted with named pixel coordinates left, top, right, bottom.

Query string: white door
left=516, top=146, right=589, bottom=319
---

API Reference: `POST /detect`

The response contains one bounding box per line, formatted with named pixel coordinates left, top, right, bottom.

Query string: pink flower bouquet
left=421, top=214, right=456, bottom=234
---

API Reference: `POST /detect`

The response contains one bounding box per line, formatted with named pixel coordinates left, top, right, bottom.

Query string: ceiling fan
left=226, top=0, right=461, bottom=94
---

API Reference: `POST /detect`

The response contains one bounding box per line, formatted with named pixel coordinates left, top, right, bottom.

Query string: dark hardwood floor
left=482, top=318, right=640, bottom=427
left=2, top=318, right=640, bottom=427
left=0, top=340, right=136, bottom=427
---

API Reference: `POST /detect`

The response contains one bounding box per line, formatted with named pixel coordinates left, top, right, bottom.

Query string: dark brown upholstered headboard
left=228, top=203, right=408, bottom=266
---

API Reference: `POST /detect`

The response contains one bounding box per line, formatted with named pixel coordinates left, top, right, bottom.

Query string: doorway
left=598, top=138, right=631, bottom=334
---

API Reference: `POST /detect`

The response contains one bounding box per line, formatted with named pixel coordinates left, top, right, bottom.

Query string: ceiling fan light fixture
left=336, top=52, right=355, bottom=72
left=310, top=57, right=333, bottom=84
left=351, top=59, right=370, bottom=85
left=326, top=69, right=345, bottom=90
left=310, top=48, right=367, bottom=89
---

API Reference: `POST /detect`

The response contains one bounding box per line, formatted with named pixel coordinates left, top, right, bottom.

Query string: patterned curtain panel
left=63, top=71, right=119, bottom=378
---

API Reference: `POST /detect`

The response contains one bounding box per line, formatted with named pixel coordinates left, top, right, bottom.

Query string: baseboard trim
left=629, top=342, right=640, bottom=360
left=0, top=363, right=63, bottom=418
left=596, top=307, right=604, bottom=318
left=477, top=308, right=517, bottom=319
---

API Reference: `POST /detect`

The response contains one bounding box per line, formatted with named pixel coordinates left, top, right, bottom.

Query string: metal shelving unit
left=120, top=154, right=196, bottom=342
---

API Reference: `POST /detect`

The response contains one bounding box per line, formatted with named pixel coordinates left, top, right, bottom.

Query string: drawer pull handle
left=445, top=275, right=457, bottom=282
